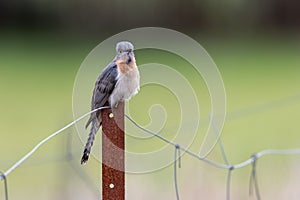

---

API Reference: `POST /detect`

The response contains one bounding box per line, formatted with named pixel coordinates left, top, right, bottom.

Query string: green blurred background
left=0, top=0, right=300, bottom=199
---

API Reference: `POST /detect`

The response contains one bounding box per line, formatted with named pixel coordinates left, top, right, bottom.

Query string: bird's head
left=116, top=41, right=135, bottom=64
left=116, top=41, right=134, bottom=55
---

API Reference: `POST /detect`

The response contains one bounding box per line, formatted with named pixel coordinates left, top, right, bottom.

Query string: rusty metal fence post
left=101, top=102, right=125, bottom=200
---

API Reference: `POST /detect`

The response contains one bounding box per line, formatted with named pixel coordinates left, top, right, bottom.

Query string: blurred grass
left=0, top=31, right=300, bottom=199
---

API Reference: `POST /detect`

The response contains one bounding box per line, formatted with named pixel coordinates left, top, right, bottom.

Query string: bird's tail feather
left=85, top=116, right=93, bottom=129
left=81, top=118, right=102, bottom=164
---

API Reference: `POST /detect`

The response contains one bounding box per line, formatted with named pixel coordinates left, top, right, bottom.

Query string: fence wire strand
left=0, top=171, right=8, bottom=200
left=210, top=114, right=233, bottom=200
left=249, top=155, right=261, bottom=200
left=65, top=132, right=100, bottom=196
left=174, top=144, right=181, bottom=200
left=0, top=106, right=110, bottom=180
left=226, top=167, right=234, bottom=200
left=1, top=102, right=300, bottom=200
left=125, top=114, right=300, bottom=199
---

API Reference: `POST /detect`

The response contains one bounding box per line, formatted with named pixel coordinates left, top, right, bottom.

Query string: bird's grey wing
left=85, top=62, right=118, bottom=128
left=93, top=64, right=118, bottom=108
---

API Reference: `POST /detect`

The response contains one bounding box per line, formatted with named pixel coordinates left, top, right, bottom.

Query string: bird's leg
left=114, top=101, right=119, bottom=108
left=114, top=100, right=125, bottom=108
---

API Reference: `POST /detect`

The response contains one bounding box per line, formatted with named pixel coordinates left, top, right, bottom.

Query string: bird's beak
left=127, top=50, right=133, bottom=57
left=126, top=52, right=132, bottom=64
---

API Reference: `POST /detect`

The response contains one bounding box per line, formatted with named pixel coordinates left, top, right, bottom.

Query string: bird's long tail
left=81, top=117, right=102, bottom=164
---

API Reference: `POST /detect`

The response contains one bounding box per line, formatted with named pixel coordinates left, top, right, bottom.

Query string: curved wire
left=1, top=107, right=300, bottom=200
left=174, top=144, right=181, bottom=200
left=0, top=106, right=110, bottom=179
left=0, top=170, right=8, bottom=200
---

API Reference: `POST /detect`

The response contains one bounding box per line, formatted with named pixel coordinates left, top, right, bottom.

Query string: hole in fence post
left=109, top=183, right=115, bottom=189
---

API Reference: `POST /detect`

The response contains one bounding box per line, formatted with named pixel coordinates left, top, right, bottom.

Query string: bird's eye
left=119, top=50, right=123, bottom=53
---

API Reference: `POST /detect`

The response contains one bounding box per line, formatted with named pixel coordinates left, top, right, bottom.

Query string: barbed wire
left=0, top=99, right=300, bottom=199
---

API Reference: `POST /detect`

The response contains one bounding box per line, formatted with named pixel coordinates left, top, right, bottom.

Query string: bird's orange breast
left=115, top=58, right=136, bottom=74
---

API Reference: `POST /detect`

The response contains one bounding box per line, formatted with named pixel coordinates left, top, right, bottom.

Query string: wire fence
left=1, top=94, right=300, bottom=200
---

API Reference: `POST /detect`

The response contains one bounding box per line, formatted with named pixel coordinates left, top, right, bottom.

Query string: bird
left=81, top=41, right=140, bottom=165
